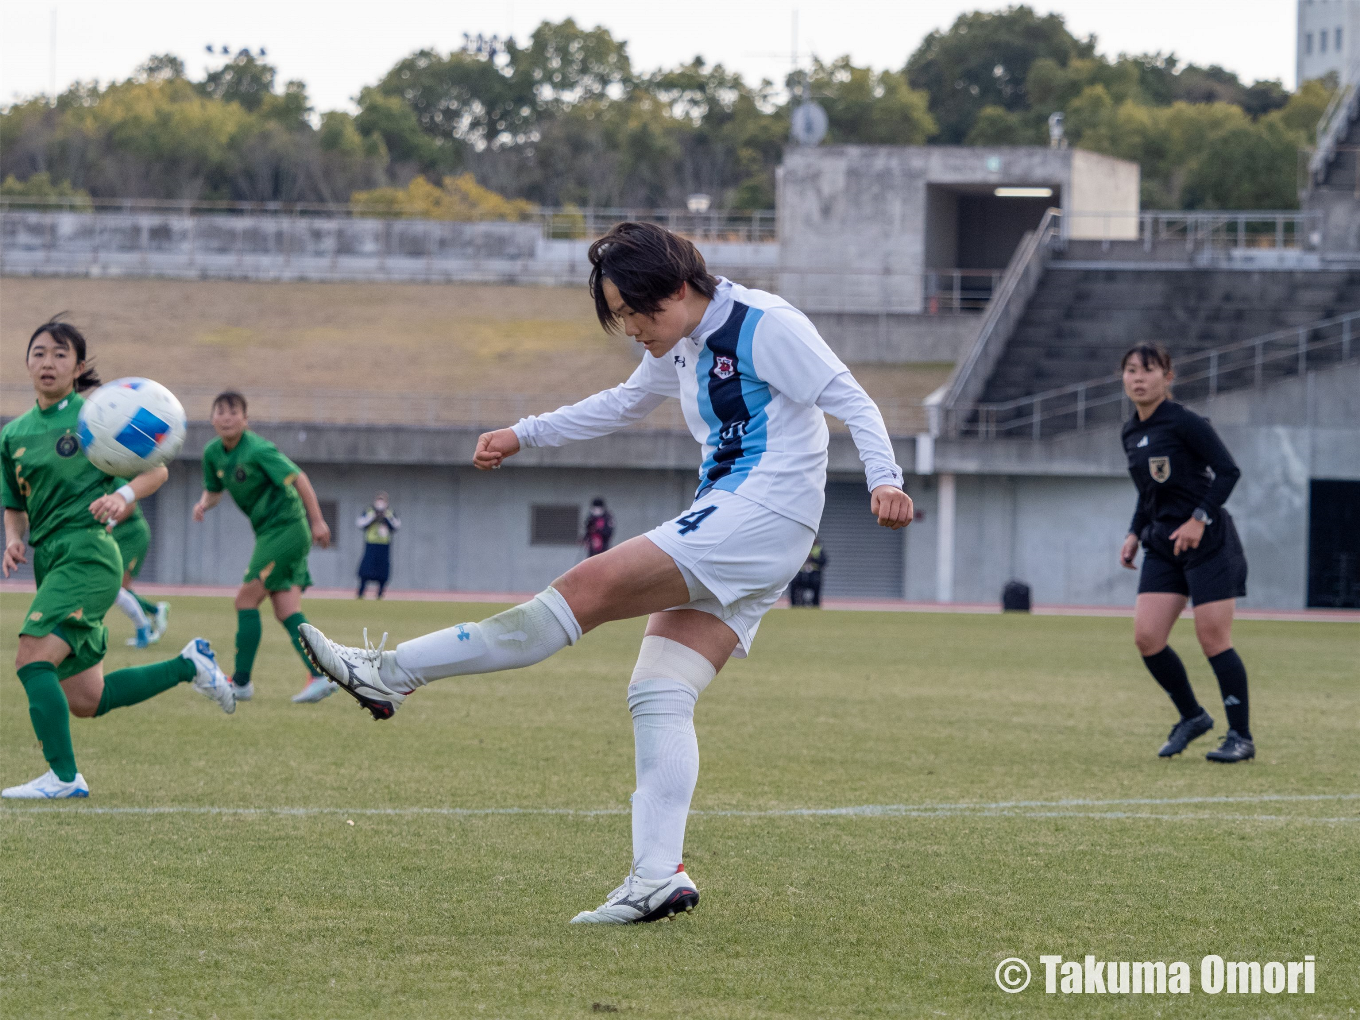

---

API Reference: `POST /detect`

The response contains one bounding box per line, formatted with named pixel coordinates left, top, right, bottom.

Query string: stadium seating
left=976, top=267, right=1360, bottom=406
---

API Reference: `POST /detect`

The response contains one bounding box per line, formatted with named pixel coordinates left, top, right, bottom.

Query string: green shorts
left=20, top=527, right=124, bottom=680
left=245, top=520, right=314, bottom=592
left=112, top=515, right=151, bottom=579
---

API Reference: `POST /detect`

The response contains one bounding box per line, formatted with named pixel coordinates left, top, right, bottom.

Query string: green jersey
left=1, top=393, right=118, bottom=547
left=202, top=430, right=306, bottom=535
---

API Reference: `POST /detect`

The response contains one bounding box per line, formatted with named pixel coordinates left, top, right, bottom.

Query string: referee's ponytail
left=28, top=316, right=102, bottom=392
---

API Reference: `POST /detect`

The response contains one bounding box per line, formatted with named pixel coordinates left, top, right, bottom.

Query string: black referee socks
left=1208, top=648, right=1251, bottom=739
left=1142, top=646, right=1202, bottom=720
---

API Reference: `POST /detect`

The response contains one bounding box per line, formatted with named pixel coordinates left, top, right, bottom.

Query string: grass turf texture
left=1, top=593, right=1356, bottom=1018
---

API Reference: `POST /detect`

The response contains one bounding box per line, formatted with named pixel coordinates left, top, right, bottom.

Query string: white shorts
left=645, top=489, right=816, bottom=658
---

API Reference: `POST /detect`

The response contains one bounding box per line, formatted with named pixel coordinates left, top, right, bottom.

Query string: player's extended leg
left=1133, top=592, right=1214, bottom=757
left=301, top=535, right=692, bottom=719
left=1193, top=599, right=1254, bottom=762
left=570, top=609, right=734, bottom=924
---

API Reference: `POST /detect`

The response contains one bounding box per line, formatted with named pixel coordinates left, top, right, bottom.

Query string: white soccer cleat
left=291, top=676, right=339, bottom=703
left=180, top=638, right=236, bottom=714
left=153, top=601, right=171, bottom=640
left=2, top=769, right=90, bottom=799
left=230, top=679, right=254, bottom=701
left=126, top=625, right=157, bottom=648
left=569, top=868, right=700, bottom=925
left=298, top=623, right=406, bottom=720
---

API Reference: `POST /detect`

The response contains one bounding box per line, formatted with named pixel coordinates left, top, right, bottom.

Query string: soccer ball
left=77, top=378, right=187, bottom=477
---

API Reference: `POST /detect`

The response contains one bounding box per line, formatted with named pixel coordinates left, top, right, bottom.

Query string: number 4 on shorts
left=675, top=505, right=718, bottom=535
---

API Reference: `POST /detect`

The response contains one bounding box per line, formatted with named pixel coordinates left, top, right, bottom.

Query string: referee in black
left=1119, top=342, right=1254, bottom=763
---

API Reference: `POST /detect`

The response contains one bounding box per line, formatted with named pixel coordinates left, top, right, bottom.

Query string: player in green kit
left=107, top=481, right=170, bottom=647
left=3, top=319, right=235, bottom=800
left=193, top=392, right=334, bottom=703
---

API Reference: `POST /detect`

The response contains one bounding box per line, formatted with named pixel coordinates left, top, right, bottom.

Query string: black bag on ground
left=1002, top=580, right=1032, bottom=613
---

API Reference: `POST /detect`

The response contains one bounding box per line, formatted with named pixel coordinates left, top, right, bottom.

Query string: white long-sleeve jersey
left=511, top=278, right=904, bottom=530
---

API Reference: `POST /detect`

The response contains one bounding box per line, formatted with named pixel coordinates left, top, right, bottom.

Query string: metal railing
left=923, top=269, right=1003, bottom=313
left=950, top=311, right=1360, bottom=440
left=937, top=208, right=1063, bottom=431
left=0, top=196, right=778, bottom=242
left=1310, top=64, right=1360, bottom=187
left=1066, top=210, right=1322, bottom=250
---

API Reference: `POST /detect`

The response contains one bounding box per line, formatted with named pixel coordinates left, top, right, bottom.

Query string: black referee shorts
left=1139, top=515, right=1248, bottom=606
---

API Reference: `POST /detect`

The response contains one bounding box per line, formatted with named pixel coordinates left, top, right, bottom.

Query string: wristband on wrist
left=115, top=484, right=137, bottom=505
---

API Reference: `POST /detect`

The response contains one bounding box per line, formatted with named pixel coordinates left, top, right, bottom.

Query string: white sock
left=628, top=636, right=716, bottom=881
left=385, top=587, right=582, bottom=692
left=115, top=587, right=150, bottom=630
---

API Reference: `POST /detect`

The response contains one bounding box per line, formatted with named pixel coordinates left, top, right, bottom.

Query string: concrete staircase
left=977, top=267, right=1360, bottom=405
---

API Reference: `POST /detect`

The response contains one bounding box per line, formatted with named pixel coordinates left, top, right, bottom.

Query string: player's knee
left=1133, top=628, right=1165, bottom=657
left=67, top=697, right=98, bottom=719
left=629, top=635, right=716, bottom=699
left=1194, top=624, right=1231, bottom=657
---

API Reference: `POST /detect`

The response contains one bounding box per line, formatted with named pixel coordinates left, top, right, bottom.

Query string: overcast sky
left=2, top=0, right=1301, bottom=113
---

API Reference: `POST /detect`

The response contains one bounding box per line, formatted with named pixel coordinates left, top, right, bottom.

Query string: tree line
left=0, top=7, right=1333, bottom=213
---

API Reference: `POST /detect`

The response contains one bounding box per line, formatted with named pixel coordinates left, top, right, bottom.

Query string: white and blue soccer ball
left=77, top=378, right=187, bottom=477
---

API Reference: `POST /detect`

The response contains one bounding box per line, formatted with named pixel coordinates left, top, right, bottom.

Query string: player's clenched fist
left=870, top=485, right=914, bottom=530
left=474, top=428, right=521, bottom=471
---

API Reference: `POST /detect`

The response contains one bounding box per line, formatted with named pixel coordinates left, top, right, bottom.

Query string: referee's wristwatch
left=1192, top=508, right=1213, bottom=525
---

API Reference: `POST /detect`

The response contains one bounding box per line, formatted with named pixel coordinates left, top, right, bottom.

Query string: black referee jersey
left=1122, top=399, right=1250, bottom=602
left=1122, top=399, right=1240, bottom=537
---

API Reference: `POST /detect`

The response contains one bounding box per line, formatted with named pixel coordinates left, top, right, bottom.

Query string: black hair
left=213, top=390, right=248, bottom=414
left=1120, top=342, right=1173, bottom=374
left=28, top=316, right=102, bottom=393
left=587, top=222, right=718, bottom=332
left=591, top=497, right=606, bottom=507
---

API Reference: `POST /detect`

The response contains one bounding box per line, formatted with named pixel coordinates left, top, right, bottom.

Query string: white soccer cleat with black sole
left=298, top=623, right=406, bottom=720
left=2, top=769, right=90, bottom=799
left=291, top=676, right=338, bottom=703
left=180, top=638, right=236, bottom=714
left=569, top=868, right=700, bottom=925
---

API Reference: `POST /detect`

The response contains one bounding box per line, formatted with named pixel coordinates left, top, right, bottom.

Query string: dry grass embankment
left=1, top=278, right=947, bottom=431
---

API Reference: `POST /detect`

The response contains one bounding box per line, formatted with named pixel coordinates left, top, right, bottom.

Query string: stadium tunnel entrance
left=924, top=183, right=1060, bottom=310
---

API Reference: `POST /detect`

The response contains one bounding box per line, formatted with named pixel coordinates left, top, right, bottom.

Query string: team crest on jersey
left=235, top=467, right=248, bottom=482
left=55, top=434, right=79, bottom=458
left=713, top=355, right=736, bottom=380
left=1148, top=456, right=1171, bottom=483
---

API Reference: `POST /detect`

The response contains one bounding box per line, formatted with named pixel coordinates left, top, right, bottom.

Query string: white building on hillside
left=1299, top=0, right=1360, bottom=85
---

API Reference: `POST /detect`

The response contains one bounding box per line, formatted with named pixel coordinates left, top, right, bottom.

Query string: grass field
left=2, top=593, right=1357, bottom=1018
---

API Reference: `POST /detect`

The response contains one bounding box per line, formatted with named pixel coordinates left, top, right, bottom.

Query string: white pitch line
left=2, top=792, right=1357, bottom=821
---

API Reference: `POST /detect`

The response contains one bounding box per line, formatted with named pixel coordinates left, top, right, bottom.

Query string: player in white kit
left=300, top=223, right=913, bottom=924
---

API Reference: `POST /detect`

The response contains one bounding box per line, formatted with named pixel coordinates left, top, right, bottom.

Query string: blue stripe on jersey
left=694, top=302, right=770, bottom=496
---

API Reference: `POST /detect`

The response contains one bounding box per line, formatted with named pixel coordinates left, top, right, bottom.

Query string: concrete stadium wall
left=5, top=361, right=1349, bottom=609
left=0, top=211, right=779, bottom=289
left=777, top=145, right=1140, bottom=314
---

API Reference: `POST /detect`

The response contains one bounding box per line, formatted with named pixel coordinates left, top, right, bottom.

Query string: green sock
left=134, top=592, right=160, bottom=617
left=235, top=608, right=262, bottom=683
left=282, top=612, right=321, bottom=677
left=95, top=657, right=196, bottom=716
left=18, top=662, right=78, bottom=783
